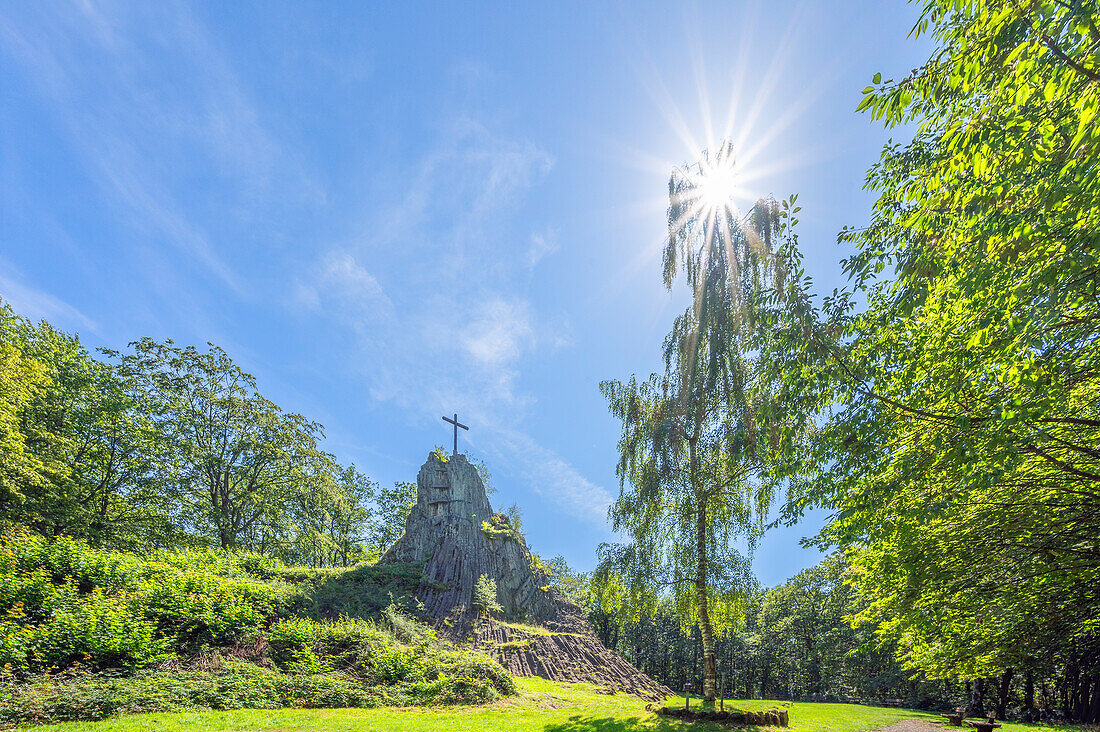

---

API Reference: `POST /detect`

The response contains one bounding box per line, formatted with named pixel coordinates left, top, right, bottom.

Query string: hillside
left=0, top=531, right=514, bottom=725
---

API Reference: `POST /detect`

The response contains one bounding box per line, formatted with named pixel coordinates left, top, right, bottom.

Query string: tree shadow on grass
left=542, top=715, right=761, bottom=731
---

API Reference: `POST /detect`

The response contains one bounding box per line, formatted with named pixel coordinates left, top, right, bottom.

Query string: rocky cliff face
left=380, top=453, right=555, bottom=619
left=379, top=451, right=670, bottom=701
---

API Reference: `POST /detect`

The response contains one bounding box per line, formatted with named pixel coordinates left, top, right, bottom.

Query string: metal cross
left=442, top=412, right=468, bottom=455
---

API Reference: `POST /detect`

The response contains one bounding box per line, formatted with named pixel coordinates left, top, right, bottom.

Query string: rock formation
left=379, top=451, right=670, bottom=701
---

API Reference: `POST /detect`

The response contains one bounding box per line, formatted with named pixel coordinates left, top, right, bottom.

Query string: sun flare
left=689, top=147, right=740, bottom=218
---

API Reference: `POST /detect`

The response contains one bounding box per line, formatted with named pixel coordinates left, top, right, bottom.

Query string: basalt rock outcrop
left=379, top=451, right=671, bottom=701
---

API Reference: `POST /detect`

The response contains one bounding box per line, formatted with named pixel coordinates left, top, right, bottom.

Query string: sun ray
left=596, top=1, right=827, bottom=313
left=719, top=4, right=760, bottom=148
left=685, top=11, right=717, bottom=155
left=728, top=4, right=805, bottom=157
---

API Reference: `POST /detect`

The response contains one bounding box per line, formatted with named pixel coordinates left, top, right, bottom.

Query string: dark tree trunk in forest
left=996, top=668, right=1014, bottom=720
left=1089, top=671, right=1099, bottom=724
left=1075, top=668, right=1091, bottom=722
left=1025, top=669, right=1035, bottom=714
left=1066, top=664, right=1079, bottom=718
left=969, top=678, right=986, bottom=717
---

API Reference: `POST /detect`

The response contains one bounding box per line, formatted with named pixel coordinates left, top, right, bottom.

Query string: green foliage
left=0, top=531, right=294, bottom=675
left=750, top=0, right=1100, bottom=715
left=105, top=339, right=335, bottom=552
left=0, top=302, right=378, bottom=567
left=286, top=562, right=422, bottom=620
left=0, top=533, right=514, bottom=723
left=723, top=0, right=1100, bottom=719
left=527, top=552, right=552, bottom=584
left=503, top=503, right=523, bottom=534
left=0, top=306, right=174, bottom=549
left=266, top=613, right=512, bottom=702
left=469, top=455, right=497, bottom=495
left=541, top=555, right=591, bottom=606
left=0, top=662, right=379, bottom=725
left=596, top=141, right=812, bottom=702
left=473, top=575, right=502, bottom=617
left=0, top=652, right=511, bottom=726
left=288, top=463, right=375, bottom=568
left=587, top=556, right=949, bottom=706
left=0, top=303, right=50, bottom=508
left=480, top=513, right=520, bottom=542
left=369, top=481, right=417, bottom=557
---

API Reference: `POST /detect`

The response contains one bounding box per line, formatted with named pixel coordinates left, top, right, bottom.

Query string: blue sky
left=0, top=1, right=929, bottom=585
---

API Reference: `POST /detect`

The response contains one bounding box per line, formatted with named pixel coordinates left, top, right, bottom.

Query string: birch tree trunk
left=691, top=438, right=717, bottom=703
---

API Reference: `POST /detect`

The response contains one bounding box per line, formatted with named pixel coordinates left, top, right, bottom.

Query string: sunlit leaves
left=803, top=0, right=1100, bottom=685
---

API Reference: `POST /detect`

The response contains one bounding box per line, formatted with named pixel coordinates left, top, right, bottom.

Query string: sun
left=604, top=6, right=824, bottom=291
left=689, top=146, right=740, bottom=217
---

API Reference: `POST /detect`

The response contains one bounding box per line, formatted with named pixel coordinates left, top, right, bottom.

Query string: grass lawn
left=26, top=678, right=1088, bottom=732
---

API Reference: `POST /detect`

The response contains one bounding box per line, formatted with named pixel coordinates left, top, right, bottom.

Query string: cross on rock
left=442, top=412, right=468, bottom=455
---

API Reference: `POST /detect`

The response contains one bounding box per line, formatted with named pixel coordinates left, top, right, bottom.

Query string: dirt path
left=872, top=720, right=944, bottom=732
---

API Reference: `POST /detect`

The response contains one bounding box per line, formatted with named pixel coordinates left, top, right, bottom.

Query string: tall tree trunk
left=690, top=439, right=717, bottom=704
left=1088, top=670, right=1099, bottom=724
left=1077, top=667, right=1090, bottom=721
left=696, top=492, right=717, bottom=702
left=1066, top=664, right=1079, bottom=718
left=996, top=668, right=1014, bottom=720
left=1025, top=669, right=1035, bottom=713
left=970, top=678, right=986, bottom=717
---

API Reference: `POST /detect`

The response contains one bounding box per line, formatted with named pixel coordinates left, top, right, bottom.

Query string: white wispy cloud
left=526, top=229, right=560, bottom=269
left=298, top=251, right=394, bottom=324
left=0, top=1, right=318, bottom=296
left=295, top=118, right=606, bottom=525
left=495, top=429, right=614, bottom=522
left=461, top=298, right=534, bottom=368
left=0, top=262, right=97, bottom=333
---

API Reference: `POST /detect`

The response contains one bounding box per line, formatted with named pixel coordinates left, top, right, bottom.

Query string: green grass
left=24, top=677, right=1088, bottom=732
left=499, top=621, right=580, bottom=638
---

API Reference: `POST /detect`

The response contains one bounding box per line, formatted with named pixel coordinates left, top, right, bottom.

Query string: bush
left=284, top=562, right=422, bottom=620
left=0, top=531, right=293, bottom=673
left=0, top=662, right=382, bottom=725
left=473, top=574, right=502, bottom=616
left=0, top=531, right=516, bottom=724
left=266, top=613, right=514, bottom=703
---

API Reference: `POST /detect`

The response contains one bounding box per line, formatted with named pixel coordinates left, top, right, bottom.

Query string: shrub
left=473, top=574, right=502, bottom=616
left=265, top=614, right=514, bottom=702
left=0, top=531, right=293, bottom=674
left=0, top=531, right=516, bottom=723
left=285, top=562, right=422, bottom=620
left=0, top=662, right=382, bottom=725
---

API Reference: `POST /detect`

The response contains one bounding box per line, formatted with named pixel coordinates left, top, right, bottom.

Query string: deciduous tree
left=108, top=339, right=332, bottom=550
left=596, top=144, right=811, bottom=703
left=768, top=0, right=1100, bottom=719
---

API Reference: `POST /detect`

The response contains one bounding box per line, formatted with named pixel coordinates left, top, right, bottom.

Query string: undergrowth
left=0, top=530, right=513, bottom=725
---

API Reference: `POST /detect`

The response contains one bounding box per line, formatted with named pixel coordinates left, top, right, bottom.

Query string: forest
left=2, top=0, right=1099, bottom=727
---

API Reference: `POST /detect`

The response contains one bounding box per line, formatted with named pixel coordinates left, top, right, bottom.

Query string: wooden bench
left=965, top=720, right=1001, bottom=732
left=940, top=713, right=964, bottom=726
